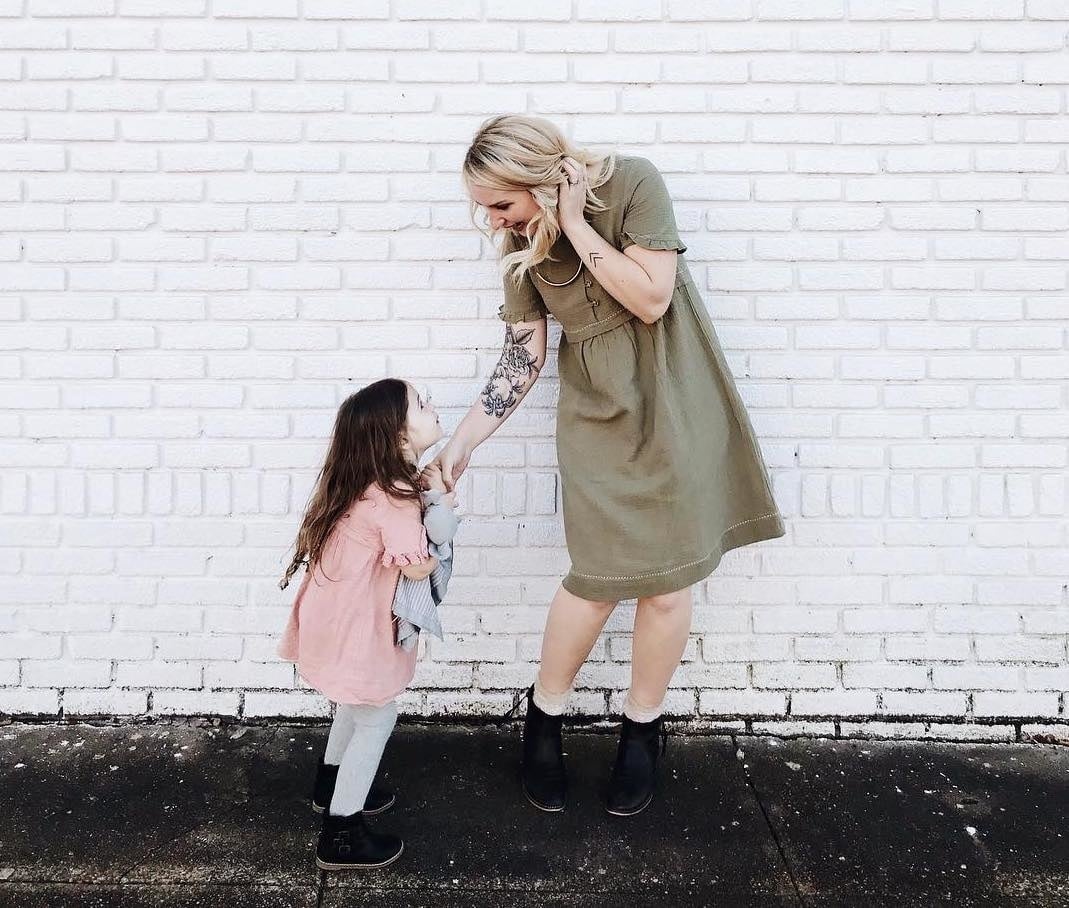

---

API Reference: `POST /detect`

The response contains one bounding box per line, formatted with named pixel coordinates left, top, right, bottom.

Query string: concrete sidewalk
left=1, top=720, right=1067, bottom=907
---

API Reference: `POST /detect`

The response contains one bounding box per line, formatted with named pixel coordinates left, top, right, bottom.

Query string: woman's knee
left=559, top=585, right=616, bottom=613
left=637, top=589, right=692, bottom=615
left=577, top=596, right=617, bottom=614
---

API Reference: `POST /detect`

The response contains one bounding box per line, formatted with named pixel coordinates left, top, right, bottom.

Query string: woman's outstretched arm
left=430, top=315, right=547, bottom=491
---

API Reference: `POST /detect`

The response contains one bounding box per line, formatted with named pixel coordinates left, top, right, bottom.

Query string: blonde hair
left=463, top=114, right=616, bottom=288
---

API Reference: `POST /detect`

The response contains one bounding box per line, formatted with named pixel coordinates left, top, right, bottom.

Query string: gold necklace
left=534, top=260, right=583, bottom=287
left=515, top=229, right=583, bottom=286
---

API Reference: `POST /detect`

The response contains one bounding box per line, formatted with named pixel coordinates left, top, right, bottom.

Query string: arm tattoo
left=588, top=251, right=603, bottom=268
left=480, top=324, right=541, bottom=419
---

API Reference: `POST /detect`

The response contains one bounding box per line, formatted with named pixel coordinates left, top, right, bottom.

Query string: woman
left=430, top=114, right=785, bottom=816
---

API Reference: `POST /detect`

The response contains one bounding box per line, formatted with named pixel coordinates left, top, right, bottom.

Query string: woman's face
left=403, top=382, right=442, bottom=458
left=467, top=183, right=541, bottom=236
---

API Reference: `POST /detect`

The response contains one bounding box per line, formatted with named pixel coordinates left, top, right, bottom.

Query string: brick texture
left=0, top=3, right=1067, bottom=737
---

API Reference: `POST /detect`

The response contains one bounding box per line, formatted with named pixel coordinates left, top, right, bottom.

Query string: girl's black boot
left=315, top=810, right=403, bottom=870
left=311, top=756, right=395, bottom=816
left=604, top=713, right=668, bottom=816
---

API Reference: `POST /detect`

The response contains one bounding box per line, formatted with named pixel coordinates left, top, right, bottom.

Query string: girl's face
left=467, top=183, right=541, bottom=236
left=402, top=382, right=442, bottom=459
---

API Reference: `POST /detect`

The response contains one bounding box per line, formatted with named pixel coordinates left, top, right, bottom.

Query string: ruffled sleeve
left=497, top=230, right=549, bottom=325
left=619, top=156, right=688, bottom=255
left=372, top=487, right=429, bottom=568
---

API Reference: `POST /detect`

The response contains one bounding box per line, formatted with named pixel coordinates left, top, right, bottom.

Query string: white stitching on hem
left=568, top=512, right=781, bottom=582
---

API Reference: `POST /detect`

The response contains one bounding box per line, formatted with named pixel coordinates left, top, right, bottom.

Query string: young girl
left=277, top=377, right=452, bottom=870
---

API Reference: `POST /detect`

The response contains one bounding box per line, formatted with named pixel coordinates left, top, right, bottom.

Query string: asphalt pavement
left=1, top=720, right=1067, bottom=906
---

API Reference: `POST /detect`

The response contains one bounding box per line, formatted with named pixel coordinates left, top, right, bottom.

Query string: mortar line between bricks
left=731, top=733, right=807, bottom=908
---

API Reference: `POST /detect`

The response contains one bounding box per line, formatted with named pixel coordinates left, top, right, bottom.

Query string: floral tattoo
left=480, top=324, right=541, bottom=419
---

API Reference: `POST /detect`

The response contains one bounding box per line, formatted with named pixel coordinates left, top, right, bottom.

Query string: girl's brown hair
left=279, top=378, right=421, bottom=590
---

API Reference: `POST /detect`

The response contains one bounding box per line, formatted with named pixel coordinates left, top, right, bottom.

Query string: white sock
left=324, top=702, right=357, bottom=765
left=532, top=676, right=571, bottom=716
left=623, top=691, right=664, bottom=724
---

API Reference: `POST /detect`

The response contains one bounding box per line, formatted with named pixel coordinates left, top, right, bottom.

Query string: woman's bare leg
left=626, top=586, right=694, bottom=717
left=535, top=583, right=617, bottom=703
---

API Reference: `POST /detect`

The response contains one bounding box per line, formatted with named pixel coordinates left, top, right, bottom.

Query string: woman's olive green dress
left=498, top=155, right=785, bottom=602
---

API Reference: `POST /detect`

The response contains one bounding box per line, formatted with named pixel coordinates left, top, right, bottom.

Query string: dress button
left=585, top=280, right=592, bottom=287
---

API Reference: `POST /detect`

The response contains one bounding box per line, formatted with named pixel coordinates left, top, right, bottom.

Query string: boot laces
left=497, top=684, right=531, bottom=726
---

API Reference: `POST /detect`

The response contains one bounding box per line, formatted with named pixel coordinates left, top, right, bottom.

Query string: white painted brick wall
left=1, top=3, right=1067, bottom=739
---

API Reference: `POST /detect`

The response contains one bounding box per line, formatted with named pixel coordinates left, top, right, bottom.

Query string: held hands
left=557, top=156, right=588, bottom=233
left=421, top=460, right=447, bottom=492
left=419, top=460, right=459, bottom=510
left=423, top=439, right=472, bottom=494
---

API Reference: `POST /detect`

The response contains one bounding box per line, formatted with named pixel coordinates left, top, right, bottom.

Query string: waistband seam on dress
left=564, top=309, right=634, bottom=342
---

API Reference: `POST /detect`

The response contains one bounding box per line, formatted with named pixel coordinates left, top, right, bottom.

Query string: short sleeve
left=497, top=231, right=549, bottom=324
left=372, top=488, right=429, bottom=568
left=619, top=157, right=687, bottom=255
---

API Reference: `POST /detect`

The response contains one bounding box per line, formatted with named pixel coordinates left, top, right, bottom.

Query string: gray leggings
left=323, top=700, right=398, bottom=817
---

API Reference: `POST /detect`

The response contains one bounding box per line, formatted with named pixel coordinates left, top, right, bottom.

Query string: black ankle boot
left=505, top=684, right=567, bottom=812
left=605, top=713, right=668, bottom=816
left=315, top=810, right=404, bottom=870
left=311, top=756, right=396, bottom=816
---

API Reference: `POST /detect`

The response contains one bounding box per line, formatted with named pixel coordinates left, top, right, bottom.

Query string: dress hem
left=560, top=512, right=786, bottom=602
left=284, top=659, right=413, bottom=708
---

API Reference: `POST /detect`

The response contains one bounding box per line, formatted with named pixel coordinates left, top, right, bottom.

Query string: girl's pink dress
left=277, top=483, right=429, bottom=706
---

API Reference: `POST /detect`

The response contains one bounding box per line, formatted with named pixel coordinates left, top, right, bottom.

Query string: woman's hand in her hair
left=557, top=156, right=587, bottom=232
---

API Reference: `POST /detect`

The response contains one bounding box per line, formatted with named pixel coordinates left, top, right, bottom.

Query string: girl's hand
left=400, top=554, right=438, bottom=581
left=557, top=156, right=587, bottom=232
left=434, top=439, right=472, bottom=493
left=420, top=461, right=447, bottom=493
